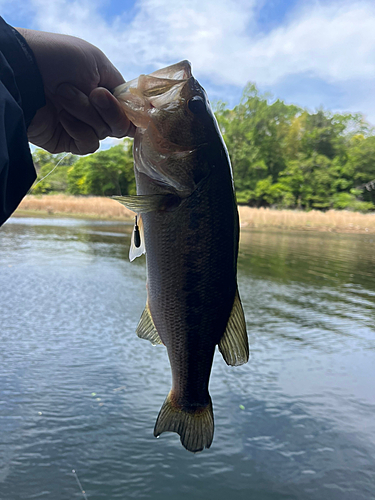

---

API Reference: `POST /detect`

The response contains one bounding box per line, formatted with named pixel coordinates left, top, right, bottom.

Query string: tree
left=280, top=154, right=338, bottom=209
left=67, top=140, right=135, bottom=196
left=343, top=135, right=375, bottom=205
left=32, top=85, right=375, bottom=213
left=215, top=84, right=300, bottom=205
left=31, top=149, right=77, bottom=194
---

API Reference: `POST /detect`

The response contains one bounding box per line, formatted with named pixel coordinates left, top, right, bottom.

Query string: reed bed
left=16, top=194, right=134, bottom=220
left=239, top=206, right=375, bottom=233
left=14, top=195, right=375, bottom=233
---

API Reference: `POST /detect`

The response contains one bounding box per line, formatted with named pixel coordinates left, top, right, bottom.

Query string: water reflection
left=240, top=229, right=375, bottom=289
left=0, top=218, right=374, bottom=500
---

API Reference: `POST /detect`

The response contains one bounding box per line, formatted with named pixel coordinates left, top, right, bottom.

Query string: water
left=0, top=217, right=374, bottom=500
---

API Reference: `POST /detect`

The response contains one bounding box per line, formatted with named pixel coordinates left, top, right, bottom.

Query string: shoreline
left=12, top=194, right=375, bottom=234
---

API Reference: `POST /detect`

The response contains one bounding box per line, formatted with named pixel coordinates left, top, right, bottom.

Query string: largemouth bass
left=113, top=61, right=249, bottom=453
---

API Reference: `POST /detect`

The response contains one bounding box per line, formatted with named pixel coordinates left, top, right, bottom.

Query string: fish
left=112, top=61, right=249, bottom=453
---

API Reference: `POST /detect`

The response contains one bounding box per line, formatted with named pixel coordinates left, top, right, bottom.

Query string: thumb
left=97, top=55, right=125, bottom=91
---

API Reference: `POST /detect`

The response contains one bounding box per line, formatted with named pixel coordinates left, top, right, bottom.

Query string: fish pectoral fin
left=154, top=392, right=214, bottom=453
left=136, top=304, right=163, bottom=346
left=129, top=214, right=146, bottom=262
left=112, top=194, right=167, bottom=213
left=218, top=288, right=249, bottom=366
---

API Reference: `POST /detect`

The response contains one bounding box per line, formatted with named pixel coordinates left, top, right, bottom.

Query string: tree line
left=31, top=83, right=375, bottom=211
left=31, top=140, right=135, bottom=197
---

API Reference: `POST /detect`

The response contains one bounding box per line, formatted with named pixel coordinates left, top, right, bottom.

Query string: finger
left=27, top=100, right=68, bottom=153
left=98, top=61, right=125, bottom=90
left=59, top=110, right=100, bottom=155
left=89, top=87, right=136, bottom=138
left=56, top=83, right=111, bottom=140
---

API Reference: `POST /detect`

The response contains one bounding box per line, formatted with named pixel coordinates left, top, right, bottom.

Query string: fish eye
left=188, top=96, right=206, bottom=114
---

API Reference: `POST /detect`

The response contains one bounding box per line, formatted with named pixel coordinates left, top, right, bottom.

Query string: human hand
left=15, top=28, right=135, bottom=155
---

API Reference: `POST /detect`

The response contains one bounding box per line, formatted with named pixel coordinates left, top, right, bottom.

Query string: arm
left=15, top=28, right=134, bottom=155
left=0, top=17, right=44, bottom=226
left=0, top=20, right=134, bottom=226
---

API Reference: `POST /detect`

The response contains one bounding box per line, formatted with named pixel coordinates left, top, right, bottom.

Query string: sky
left=2, top=0, right=375, bottom=132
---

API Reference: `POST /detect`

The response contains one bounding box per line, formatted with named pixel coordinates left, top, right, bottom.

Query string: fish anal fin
left=154, top=392, right=214, bottom=453
left=136, top=303, right=163, bottom=345
left=218, top=288, right=249, bottom=366
left=129, top=214, right=146, bottom=262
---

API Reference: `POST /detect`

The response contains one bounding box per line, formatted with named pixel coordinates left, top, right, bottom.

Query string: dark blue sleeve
left=0, top=17, right=45, bottom=226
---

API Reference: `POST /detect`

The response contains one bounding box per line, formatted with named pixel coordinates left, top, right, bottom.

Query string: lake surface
left=0, top=217, right=374, bottom=500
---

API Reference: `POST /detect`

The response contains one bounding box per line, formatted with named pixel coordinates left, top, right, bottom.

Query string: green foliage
left=216, top=84, right=300, bottom=196
left=32, top=140, right=136, bottom=198
left=215, top=85, right=375, bottom=211
left=31, top=86, right=375, bottom=213
left=31, top=150, right=77, bottom=194
left=67, top=140, right=135, bottom=196
left=331, top=192, right=374, bottom=212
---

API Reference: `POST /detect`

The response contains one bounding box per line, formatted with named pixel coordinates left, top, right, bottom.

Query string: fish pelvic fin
left=129, top=214, right=146, bottom=262
left=154, top=392, right=214, bottom=453
left=136, top=303, right=163, bottom=345
left=218, top=287, right=249, bottom=366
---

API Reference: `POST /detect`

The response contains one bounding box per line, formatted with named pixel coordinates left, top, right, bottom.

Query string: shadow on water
left=0, top=218, right=374, bottom=499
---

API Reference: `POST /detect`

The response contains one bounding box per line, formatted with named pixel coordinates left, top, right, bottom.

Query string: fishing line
left=31, top=152, right=71, bottom=191
left=72, top=469, right=88, bottom=500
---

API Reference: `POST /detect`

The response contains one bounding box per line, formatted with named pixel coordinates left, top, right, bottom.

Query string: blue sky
left=2, top=0, right=375, bottom=128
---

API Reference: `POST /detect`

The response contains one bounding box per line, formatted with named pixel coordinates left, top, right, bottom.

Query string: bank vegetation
left=15, top=194, right=375, bottom=233
left=25, top=82, right=375, bottom=224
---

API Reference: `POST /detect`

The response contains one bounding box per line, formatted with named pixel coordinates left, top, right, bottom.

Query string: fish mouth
left=113, top=60, right=192, bottom=128
left=114, top=61, right=205, bottom=195
left=148, top=60, right=192, bottom=80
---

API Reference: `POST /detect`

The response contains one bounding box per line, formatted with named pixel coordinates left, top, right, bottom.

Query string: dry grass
left=16, top=194, right=134, bottom=220
left=14, top=194, right=375, bottom=233
left=239, top=206, right=375, bottom=233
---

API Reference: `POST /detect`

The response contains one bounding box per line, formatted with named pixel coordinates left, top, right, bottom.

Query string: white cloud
left=12, top=0, right=375, bottom=122
left=26, top=0, right=255, bottom=82
left=26, top=0, right=375, bottom=85
left=247, top=3, right=375, bottom=85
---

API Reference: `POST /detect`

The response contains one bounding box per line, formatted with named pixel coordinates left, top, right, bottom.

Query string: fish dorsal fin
left=129, top=214, right=146, bottom=262
left=218, top=288, right=249, bottom=366
left=136, top=304, right=163, bottom=345
left=112, top=194, right=167, bottom=213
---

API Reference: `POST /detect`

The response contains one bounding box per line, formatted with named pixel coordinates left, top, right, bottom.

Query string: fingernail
left=57, top=84, right=78, bottom=100
left=91, top=91, right=111, bottom=110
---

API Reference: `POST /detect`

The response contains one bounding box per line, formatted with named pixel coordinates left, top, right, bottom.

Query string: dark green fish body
left=113, top=61, right=248, bottom=452
left=141, top=149, right=237, bottom=396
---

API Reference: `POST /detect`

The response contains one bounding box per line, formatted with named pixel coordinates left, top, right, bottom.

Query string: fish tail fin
left=154, top=391, right=214, bottom=453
